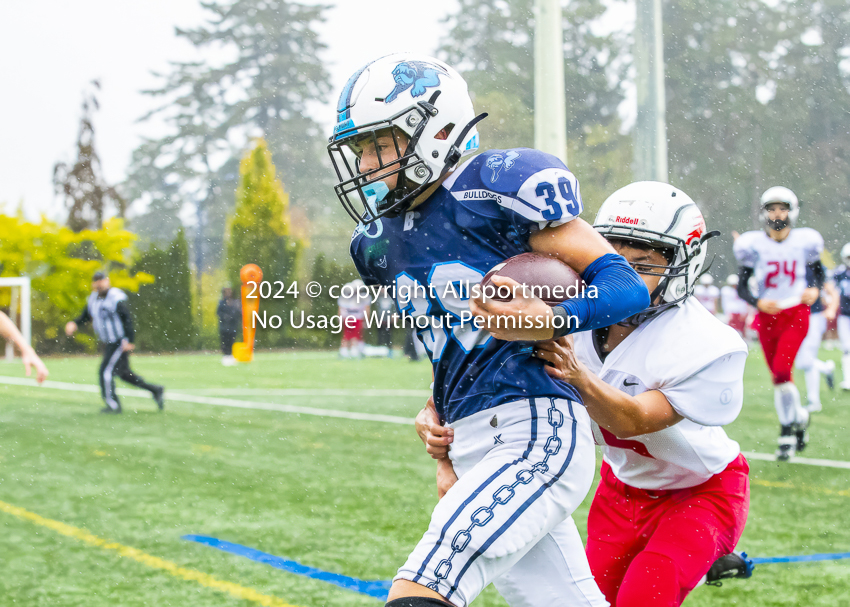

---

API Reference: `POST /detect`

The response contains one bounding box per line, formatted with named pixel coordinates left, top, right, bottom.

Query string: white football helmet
left=759, top=186, right=799, bottom=230
left=328, top=53, right=486, bottom=223
left=699, top=274, right=714, bottom=286
left=594, top=181, right=718, bottom=323
left=726, top=274, right=739, bottom=287
left=841, top=242, right=850, bottom=266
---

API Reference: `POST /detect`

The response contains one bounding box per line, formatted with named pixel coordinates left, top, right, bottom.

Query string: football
left=480, top=252, right=585, bottom=306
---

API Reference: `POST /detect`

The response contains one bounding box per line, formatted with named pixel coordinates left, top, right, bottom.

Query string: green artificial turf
left=0, top=346, right=849, bottom=606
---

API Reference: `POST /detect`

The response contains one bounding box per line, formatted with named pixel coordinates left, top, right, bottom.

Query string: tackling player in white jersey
left=693, top=274, right=720, bottom=314
left=419, top=182, right=749, bottom=607
left=720, top=274, right=751, bottom=337
left=732, top=186, right=825, bottom=460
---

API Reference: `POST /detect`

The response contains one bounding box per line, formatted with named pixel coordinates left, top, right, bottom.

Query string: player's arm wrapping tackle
left=536, top=336, right=684, bottom=438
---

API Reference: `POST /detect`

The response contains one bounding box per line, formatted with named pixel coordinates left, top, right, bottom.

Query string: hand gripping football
left=480, top=253, right=584, bottom=306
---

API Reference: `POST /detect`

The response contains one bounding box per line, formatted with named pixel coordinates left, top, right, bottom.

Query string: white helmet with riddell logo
left=594, top=181, right=718, bottom=323
left=759, top=186, right=799, bottom=230
left=328, top=53, right=486, bottom=224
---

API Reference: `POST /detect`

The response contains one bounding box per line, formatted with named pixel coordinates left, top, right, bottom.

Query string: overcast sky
left=0, top=0, right=460, bottom=219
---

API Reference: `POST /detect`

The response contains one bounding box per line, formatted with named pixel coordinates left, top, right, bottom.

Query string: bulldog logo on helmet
left=385, top=61, right=447, bottom=103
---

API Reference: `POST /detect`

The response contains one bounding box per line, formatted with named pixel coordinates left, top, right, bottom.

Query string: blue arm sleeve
left=553, top=254, right=650, bottom=336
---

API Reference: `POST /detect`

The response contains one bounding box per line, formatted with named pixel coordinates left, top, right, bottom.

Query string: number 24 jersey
left=733, top=228, right=823, bottom=302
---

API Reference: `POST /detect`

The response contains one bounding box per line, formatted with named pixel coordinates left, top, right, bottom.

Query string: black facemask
left=766, top=217, right=789, bottom=231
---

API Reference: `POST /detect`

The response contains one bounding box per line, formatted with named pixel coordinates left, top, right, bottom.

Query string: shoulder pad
left=796, top=227, right=824, bottom=250
left=475, top=148, right=569, bottom=195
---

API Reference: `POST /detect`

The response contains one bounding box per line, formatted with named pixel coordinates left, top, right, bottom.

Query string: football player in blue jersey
left=328, top=53, right=649, bottom=607
left=834, top=243, right=850, bottom=390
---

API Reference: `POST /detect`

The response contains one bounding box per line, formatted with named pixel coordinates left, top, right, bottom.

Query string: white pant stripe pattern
left=396, top=397, right=596, bottom=607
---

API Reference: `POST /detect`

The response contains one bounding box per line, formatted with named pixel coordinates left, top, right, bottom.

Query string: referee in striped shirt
left=65, top=271, right=164, bottom=413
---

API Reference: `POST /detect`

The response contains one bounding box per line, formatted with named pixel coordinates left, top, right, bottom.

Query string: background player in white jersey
left=693, top=273, right=719, bottom=314
left=329, top=53, right=648, bottom=607
left=794, top=270, right=838, bottom=411
left=720, top=274, right=752, bottom=337
left=337, top=279, right=370, bottom=358
left=419, top=182, right=748, bottom=607
left=733, top=186, right=825, bottom=460
left=833, top=243, right=850, bottom=389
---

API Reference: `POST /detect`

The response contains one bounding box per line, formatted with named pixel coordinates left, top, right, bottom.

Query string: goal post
left=0, top=276, right=32, bottom=360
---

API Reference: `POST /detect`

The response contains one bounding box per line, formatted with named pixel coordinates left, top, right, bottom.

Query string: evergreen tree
left=131, top=229, right=196, bottom=352
left=759, top=0, right=850, bottom=251
left=662, top=0, right=850, bottom=273
left=54, top=81, right=126, bottom=232
left=226, top=139, right=302, bottom=346
left=126, top=0, right=334, bottom=269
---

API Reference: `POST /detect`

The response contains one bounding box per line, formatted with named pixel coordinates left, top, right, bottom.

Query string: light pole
left=634, top=0, right=668, bottom=182
left=534, top=0, right=567, bottom=164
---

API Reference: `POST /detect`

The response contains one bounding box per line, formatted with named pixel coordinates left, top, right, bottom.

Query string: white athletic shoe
left=776, top=425, right=796, bottom=461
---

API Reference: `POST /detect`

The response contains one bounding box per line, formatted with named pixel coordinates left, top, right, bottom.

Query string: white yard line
left=0, top=376, right=412, bottom=425
left=177, top=388, right=431, bottom=397
left=6, top=375, right=850, bottom=466
left=742, top=451, right=850, bottom=470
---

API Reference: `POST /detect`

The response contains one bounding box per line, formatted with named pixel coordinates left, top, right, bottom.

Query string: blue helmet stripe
left=337, top=60, right=373, bottom=122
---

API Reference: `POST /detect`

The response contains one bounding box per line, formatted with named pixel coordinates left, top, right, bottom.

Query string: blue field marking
left=752, top=552, right=850, bottom=564
left=182, top=535, right=391, bottom=600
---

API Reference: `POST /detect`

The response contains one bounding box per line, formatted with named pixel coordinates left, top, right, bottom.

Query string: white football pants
left=395, top=398, right=603, bottom=607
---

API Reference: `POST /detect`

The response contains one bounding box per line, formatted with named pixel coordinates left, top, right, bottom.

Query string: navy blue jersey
left=350, top=148, right=584, bottom=423
left=811, top=268, right=830, bottom=314
left=834, top=265, right=850, bottom=316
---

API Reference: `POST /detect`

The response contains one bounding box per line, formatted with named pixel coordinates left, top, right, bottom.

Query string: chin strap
left=441, top=112, right=489, bottom=176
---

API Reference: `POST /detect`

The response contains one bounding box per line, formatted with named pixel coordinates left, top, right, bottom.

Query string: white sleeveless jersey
left=720, top=285, right=750, bottom=316
left=733, top=228, right=823, bottom=303
left=694, top=284, right=720, bottom=314
left=574, top=298, right=748, bottom=490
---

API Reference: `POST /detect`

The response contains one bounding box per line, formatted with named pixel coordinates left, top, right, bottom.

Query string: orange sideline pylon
left=232, top=264, right=263, bottom=363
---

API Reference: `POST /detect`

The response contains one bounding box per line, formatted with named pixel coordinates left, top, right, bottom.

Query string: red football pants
left=342, top=318, right=364, bottom=341
left=755, top=304, right=810, bottom=384
left=586, top=455, right=750, bottom=607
